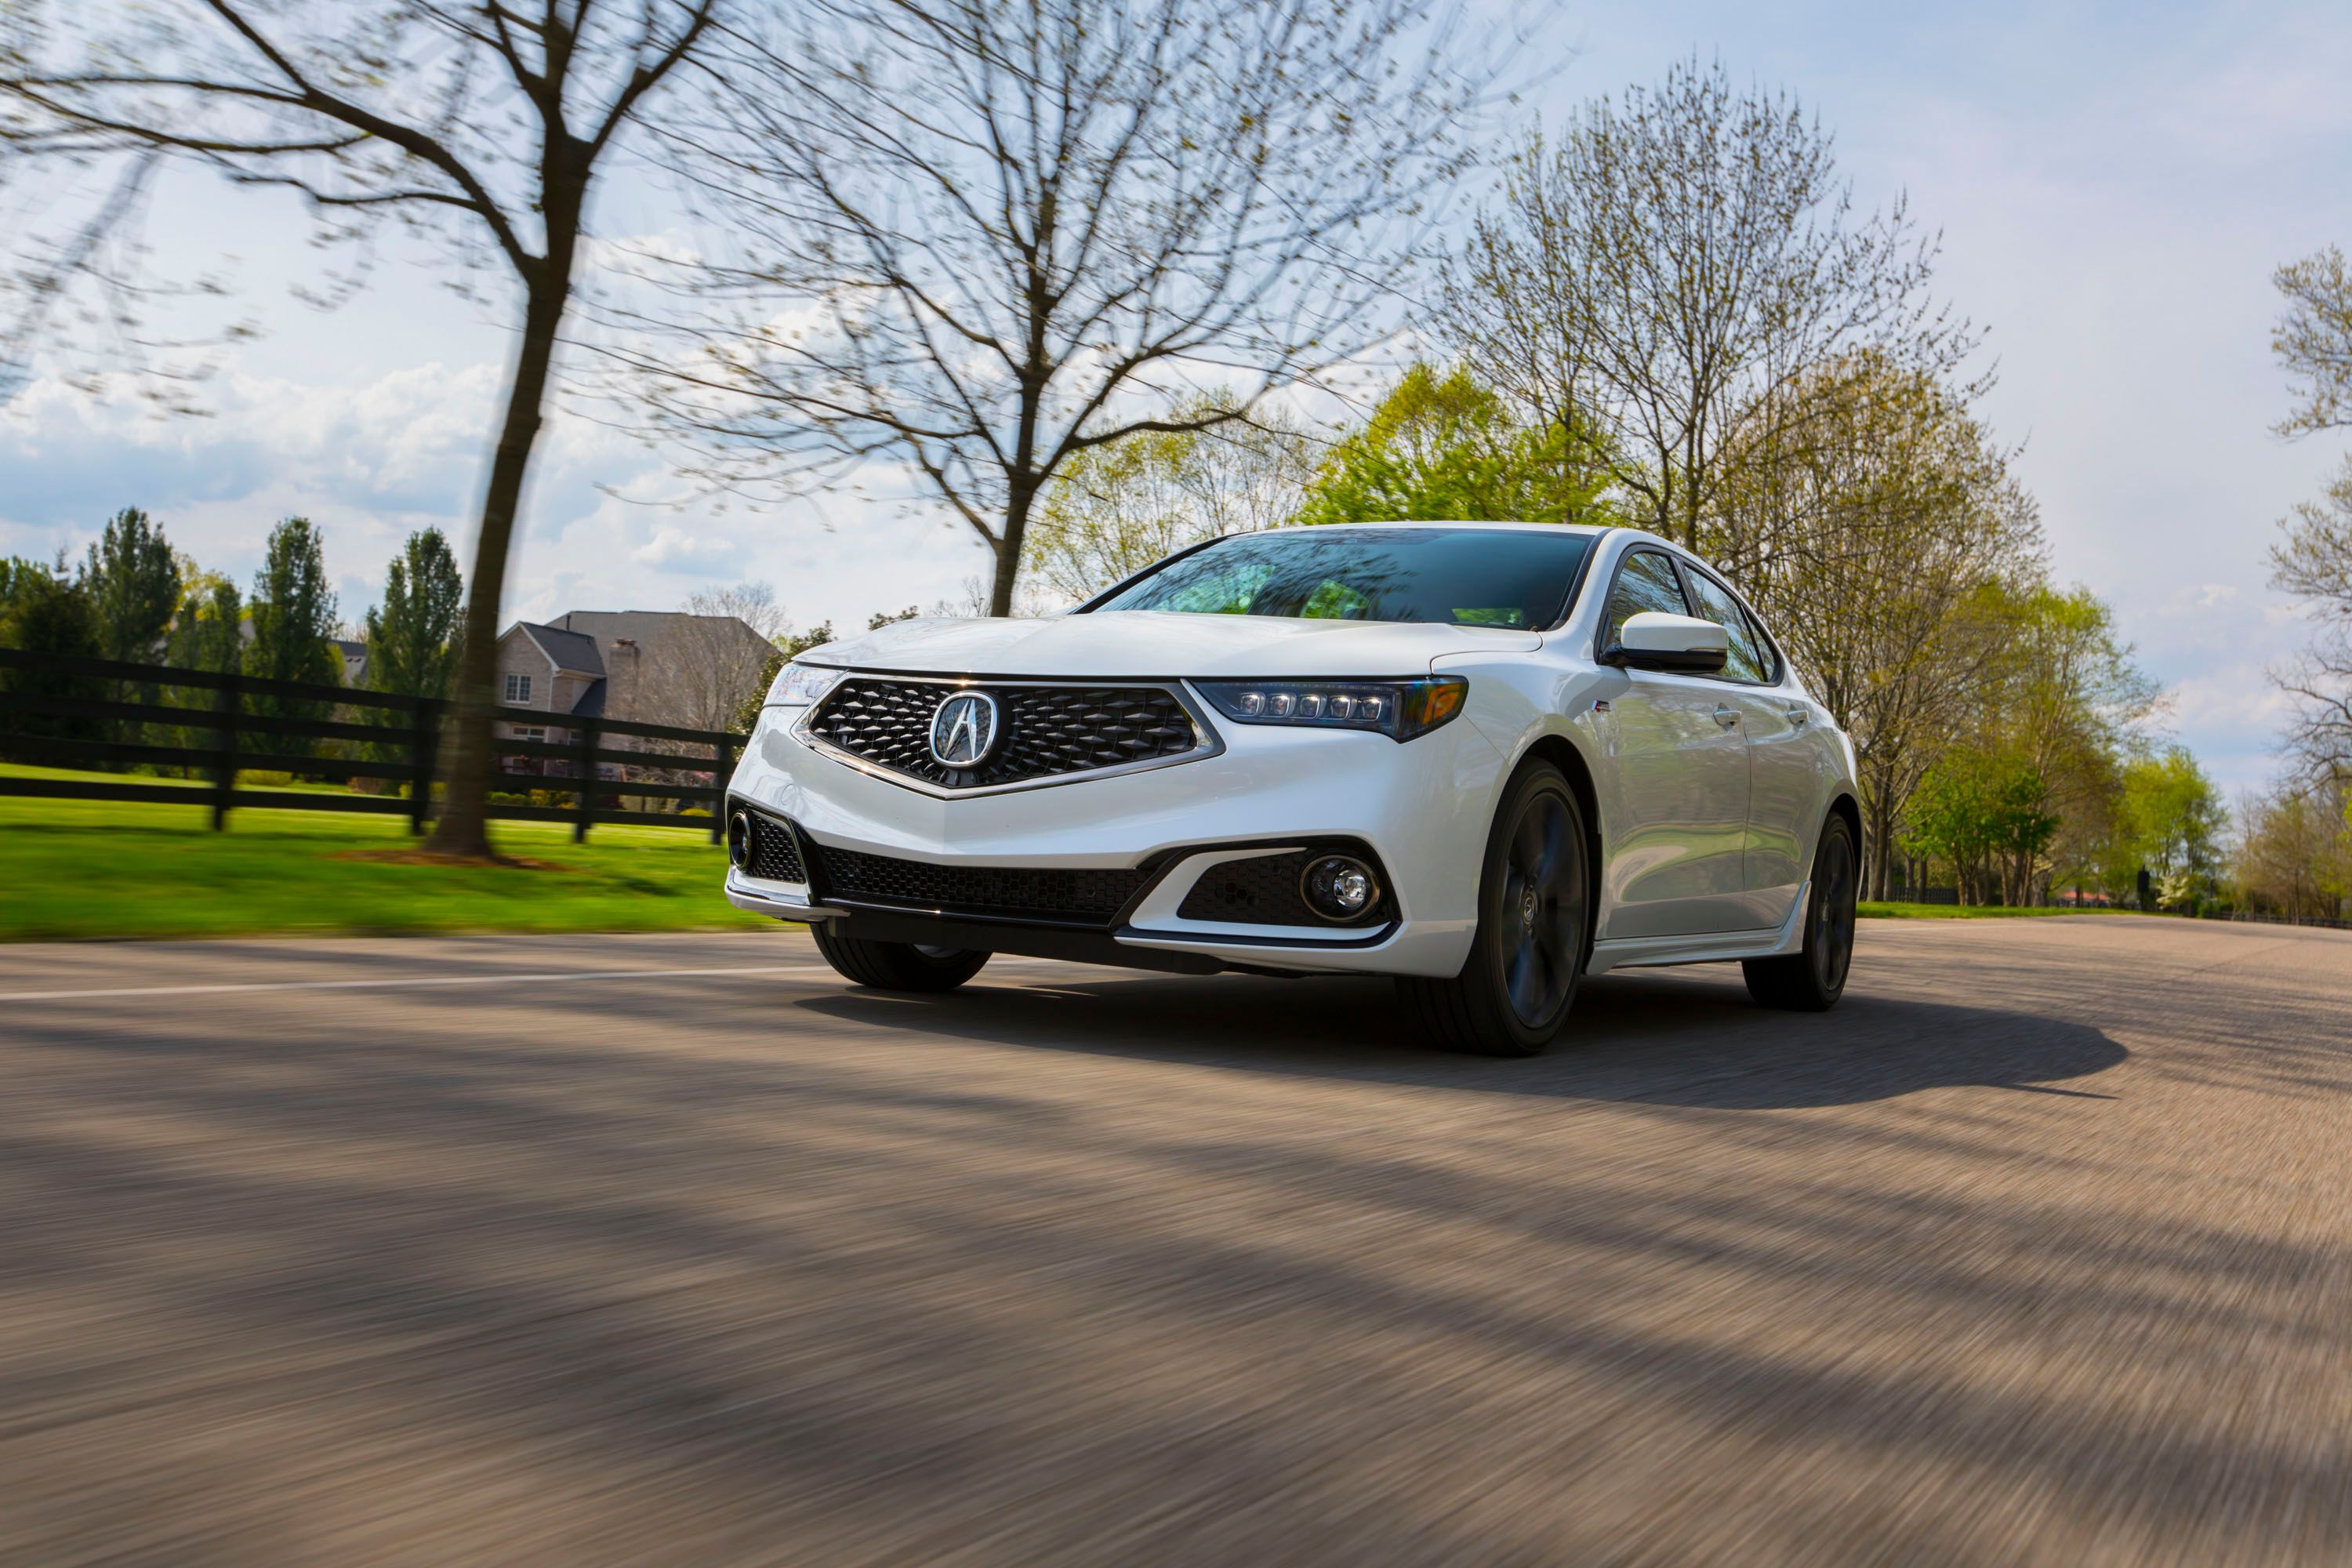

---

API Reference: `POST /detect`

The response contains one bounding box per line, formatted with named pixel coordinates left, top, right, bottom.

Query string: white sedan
left=724, top=523, right=1861, bottom=1056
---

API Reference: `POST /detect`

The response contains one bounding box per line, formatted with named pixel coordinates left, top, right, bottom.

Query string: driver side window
left=1602, top=550, right=1690, bottom=647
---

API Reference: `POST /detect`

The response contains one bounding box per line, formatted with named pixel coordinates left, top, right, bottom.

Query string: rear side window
left=1600, top=550, right=1689, bottom=646
left=1682, top=568, right=1773, bottom=684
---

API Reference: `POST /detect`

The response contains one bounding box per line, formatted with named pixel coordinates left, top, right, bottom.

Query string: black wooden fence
left=0, top=648, right=746, bottom=842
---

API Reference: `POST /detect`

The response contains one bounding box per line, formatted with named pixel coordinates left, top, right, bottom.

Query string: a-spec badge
left=927, top=691, right=1000, bottom=768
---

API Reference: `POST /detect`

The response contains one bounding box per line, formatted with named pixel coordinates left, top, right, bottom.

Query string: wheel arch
left=1519, top=731, right=1606, bottom=946
left=1826, top=789, right=1862, bottom=855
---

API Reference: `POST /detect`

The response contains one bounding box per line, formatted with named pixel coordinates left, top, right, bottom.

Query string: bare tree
left=1023, top=396, right=1319, bottom=604
left=2274, top=245, right=2352, bottom=439
left=1440, top=58, right=1978, bottom=555
left=2270, top=457, right=2352, bottom=784
left=2268, top=245, right=2352, bottom=788
left=621, top=582, right=793, bottom=734
left=616, top=0, right=1490, bottom=616
left=0, top=0, right=720, bottom=858
left=1725, top=355, right=2043, bottom=893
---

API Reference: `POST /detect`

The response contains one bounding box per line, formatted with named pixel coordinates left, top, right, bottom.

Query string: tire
left=1396, top=761, right=1592, bottom=1057
left=1743, top=812, right=1858, bottom=1011
left=811, top=922, right=991, bottom=993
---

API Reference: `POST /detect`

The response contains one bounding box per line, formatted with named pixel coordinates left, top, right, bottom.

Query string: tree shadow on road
left=791, top=964, right=2128, bottom=1109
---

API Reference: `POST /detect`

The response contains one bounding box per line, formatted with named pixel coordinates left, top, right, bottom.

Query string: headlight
left=1194, top=677, right=1468, bottom=742
left=765, top=661, right=842, bottom=708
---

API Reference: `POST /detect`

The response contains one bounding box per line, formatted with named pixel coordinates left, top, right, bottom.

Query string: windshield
left=1088, top=528, right=1594, bottom=630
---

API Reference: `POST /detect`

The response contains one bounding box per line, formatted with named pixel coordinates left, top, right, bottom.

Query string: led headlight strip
left=1193, top=676, right=1467, bottom=742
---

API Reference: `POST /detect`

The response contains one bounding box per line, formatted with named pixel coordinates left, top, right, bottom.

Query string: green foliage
left=165, top=573, right=243, bottom=675
left=1293, top=365, right=1616, bottom=527
left=81, top=507, right=180, bottom=664
left=246, top=517, right=340, bottom=750
left=363, top=528, right=463, bottom=701
left=1901, top=750, right=2060, bottom=906
left=866, top=606, right=920, bottom=630
left=2104, top=748, right=2227, bottom=908
left=0, top=556, right=103, bottom=744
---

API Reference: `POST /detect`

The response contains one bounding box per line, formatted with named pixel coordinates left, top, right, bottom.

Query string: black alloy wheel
left=1398, top=762, right=1592, bottom=1057
left=1744, top=812, right=1858, bottom=1011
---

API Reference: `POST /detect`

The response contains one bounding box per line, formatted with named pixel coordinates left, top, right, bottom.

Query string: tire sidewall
left=1469, top=764, right=1591, bottom=1050
left=1806, top=816, right=1858, bottom=1001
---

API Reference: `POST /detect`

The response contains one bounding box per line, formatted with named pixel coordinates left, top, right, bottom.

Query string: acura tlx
left=723, top=523, right=1861, bottom=1057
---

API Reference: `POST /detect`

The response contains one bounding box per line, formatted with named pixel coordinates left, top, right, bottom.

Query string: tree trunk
left=423, top=275, right=570, bottom=858
left=988, top=479, right=1036, bottom=618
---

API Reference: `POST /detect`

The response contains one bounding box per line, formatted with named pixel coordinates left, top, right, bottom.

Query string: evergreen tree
left=247, top=517, right=340, bottom=749
left=81, top=507, right=180, bottom=663
left=362, top=528, right=463, bottom=700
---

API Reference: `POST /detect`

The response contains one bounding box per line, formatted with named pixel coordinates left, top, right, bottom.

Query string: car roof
left=1281, top=519, right=1617, bottom=538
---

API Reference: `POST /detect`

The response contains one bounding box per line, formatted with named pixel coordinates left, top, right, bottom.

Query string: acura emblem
left=928, top=691, right=1000, bottom=768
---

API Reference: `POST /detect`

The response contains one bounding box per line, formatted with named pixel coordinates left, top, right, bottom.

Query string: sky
left=2, top=0, right=2347, bottom=797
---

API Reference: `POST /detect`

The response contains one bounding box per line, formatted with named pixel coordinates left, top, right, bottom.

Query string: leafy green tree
left=246, top=517, right=340, bottom=750
left=2107, top=748, right=2227, bottom=909
left=165, top=572, right=243, bottom=676
left=0, top=555, right=103, bottom=746
left=362, top=528, right=463, bottom=701
left=160, top=571, right=244, bottom=773
left=1902, top=749, right=2060, bottom=907
left=81, top=507, right=180, bottom=663
left=1294, top=365, right=1615, bottom=526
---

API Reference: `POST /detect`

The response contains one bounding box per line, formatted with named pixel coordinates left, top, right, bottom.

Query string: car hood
left=797, top=612, right=1541, bottom=679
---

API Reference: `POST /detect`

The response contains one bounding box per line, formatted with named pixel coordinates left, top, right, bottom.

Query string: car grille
left=1177, top=849, right=1389, bottom=928
left=811, top=841, right=1149, bottom=927
left=804, top=677, right=1205, bottom=789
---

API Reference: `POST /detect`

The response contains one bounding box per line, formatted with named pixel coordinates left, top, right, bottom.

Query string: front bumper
left=723, top=694, right=1506, bottom=978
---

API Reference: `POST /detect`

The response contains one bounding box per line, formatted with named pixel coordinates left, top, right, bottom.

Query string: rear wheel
left=811, top=923, right=990, bottom=993
left=1743, top=813, right=1858, bottom=1011
left=1397, top=762, right=1592, bottom=1057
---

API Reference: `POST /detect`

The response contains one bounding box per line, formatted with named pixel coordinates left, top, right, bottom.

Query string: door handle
left=1785, top=706, right=1808, bottom=726
left=1713, top=704, right=1740, bottom=728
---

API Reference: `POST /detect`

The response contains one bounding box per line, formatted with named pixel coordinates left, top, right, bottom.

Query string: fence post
left=573, top=716, right=601, bottom=844
left=710, top=735, right=734, bottom=844
left=408, top=696, right=442, bottom=836
left=210, top=671, right=241, bottom=832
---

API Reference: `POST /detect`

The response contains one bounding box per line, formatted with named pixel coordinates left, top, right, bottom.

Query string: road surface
left=2, top=916, right=2348, bottom=1565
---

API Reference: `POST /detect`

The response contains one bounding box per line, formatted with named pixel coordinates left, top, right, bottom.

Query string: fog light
left=727, top=808, right=757, bottom=871
left=1301, top=855, right=1379, bottom=921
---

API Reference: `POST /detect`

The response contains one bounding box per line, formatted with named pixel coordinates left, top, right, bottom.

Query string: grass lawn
left=1, top=764, right=776, bottom=942
left=1859, top=901, right=2138, bottom=920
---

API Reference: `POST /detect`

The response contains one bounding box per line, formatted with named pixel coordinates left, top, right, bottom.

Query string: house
left=492, top=610, right=775, bottom=777
left=332, top=638, right=368, bottom=688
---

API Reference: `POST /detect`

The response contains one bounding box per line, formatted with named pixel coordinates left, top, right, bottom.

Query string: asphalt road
left=3, top=916, right=2349, bottom=1566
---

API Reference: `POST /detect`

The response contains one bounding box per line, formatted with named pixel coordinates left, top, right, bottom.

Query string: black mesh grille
left=805, top=677, right=1203, bottom=789
left=1177, top=850, right=1388, bottom=927
left=735, top=808, right=806, bottom=883
left=811, top=841, right=1147, bottom=927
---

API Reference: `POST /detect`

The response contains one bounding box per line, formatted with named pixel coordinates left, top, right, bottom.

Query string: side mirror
left=1605, top=612, right=1729, bottom=674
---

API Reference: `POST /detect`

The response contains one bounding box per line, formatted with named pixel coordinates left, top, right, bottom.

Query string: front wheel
left=811, top=923, right=990, bottom=993
left=1397, top=761, right=1592, bottom=1057
left=1743, top=813, right=1858, bottom=1011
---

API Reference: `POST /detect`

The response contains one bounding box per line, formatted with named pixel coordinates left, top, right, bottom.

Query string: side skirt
left=1585, top=880, right=1811, bottom=977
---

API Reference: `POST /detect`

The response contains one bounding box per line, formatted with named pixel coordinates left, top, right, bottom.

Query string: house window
left=511, top=727, right=546, bottom=743
left=504, top=673, right=532, bottom=702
